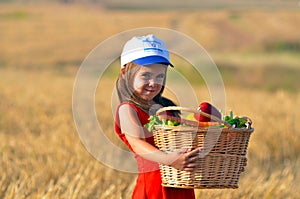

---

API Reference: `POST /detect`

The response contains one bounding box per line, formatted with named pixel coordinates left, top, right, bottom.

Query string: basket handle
left=156, top=106, right=232, bottom=128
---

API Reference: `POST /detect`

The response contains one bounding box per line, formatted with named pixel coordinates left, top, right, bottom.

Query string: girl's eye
left=157, top=74, right=165, bottom=79
left=141, top=73, right=151, bottom=79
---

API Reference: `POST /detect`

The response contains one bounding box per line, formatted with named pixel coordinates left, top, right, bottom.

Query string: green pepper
left=173, top=121, right=179, bottom=126
left=167, top=120, right=175, bottom=126
left=162, top=119, right=168, bottom=125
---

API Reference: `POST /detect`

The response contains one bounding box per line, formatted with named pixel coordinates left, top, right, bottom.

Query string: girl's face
left=133, top=64, right=167, bottom=102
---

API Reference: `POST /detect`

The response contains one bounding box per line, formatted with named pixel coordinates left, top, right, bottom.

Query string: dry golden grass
left=1, top=68, right=299, bottom=198
left=0, top=3, right=300, bottom=199
left=1, top=3, right=300, bottom=69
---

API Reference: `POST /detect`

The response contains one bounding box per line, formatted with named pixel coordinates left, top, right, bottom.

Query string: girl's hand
left=167, top=148, right=201, bottom=171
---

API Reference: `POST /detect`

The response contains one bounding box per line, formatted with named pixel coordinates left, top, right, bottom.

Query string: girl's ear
left=120, top=67, right=126, bottom=77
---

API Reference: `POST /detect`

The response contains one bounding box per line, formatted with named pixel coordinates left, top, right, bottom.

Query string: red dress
left=115, top=102, right=195, bottom=199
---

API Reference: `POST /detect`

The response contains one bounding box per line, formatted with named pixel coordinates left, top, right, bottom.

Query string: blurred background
left=0, top=0, right=299, bottom=198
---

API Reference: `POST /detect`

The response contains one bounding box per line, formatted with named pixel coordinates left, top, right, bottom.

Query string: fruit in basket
left=194, top=102, right=222, bottom=122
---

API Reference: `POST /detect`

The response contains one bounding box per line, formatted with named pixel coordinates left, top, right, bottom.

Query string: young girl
left=115, top=34, right=200, bottom=199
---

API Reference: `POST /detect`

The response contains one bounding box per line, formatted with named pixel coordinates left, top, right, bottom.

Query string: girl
left=115, top=34, right=200, bottom=199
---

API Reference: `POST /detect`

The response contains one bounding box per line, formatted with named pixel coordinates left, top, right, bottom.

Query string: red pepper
left=194, top=102, right=222, bottom=122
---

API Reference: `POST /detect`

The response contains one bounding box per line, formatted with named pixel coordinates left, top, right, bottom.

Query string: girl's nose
left=148, top=78, right=155, bottom=86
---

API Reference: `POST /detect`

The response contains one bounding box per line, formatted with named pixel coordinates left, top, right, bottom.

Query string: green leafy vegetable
left=144, top=115, right=180, bottom=132
left=223, top=110, right=248, bottom=128
left=144, top=115, right=162, bottom=132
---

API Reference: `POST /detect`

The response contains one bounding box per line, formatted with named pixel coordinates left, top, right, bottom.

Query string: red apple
left=194, top=102, right=221, bottom=122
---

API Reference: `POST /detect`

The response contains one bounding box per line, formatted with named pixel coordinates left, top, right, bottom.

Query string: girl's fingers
left=185, top=149, right=201, bottom=167
left=187, top=162, right=198, bottom=168
left=183, top=163, right=199, bottom=171
left=189, top=156, right=199, bottom=162
left=183, top=167, right=194, bottom=171
left=187, top=148, right=201, bottom=158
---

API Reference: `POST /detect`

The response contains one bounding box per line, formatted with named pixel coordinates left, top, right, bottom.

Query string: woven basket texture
left=153, top=126, right=254, bottom=189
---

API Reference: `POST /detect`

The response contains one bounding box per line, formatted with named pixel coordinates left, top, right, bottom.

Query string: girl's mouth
left=145, top=86, right=157, bottom=93
left=145, top=89, right=156, bottom=93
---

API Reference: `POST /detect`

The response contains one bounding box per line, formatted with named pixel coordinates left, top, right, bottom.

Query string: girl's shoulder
left=117, top=102, right=150, bottom=124
left=117, top=102, right=148, bottom=116
left=117, top=101, right=139, bottom=111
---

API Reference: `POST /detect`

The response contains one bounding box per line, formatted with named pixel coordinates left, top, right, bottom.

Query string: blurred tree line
left=0, top=0, right=298, bottom=10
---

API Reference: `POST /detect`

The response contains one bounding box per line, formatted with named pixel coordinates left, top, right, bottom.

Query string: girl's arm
left=118, top=104, right=200, bottom=171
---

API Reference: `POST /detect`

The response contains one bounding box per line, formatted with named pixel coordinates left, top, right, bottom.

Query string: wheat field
left=0, top=3, right=300, bottom=199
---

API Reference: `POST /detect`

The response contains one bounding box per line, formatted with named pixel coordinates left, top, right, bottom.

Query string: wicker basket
left=153, top=106, right=254, bottom=189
